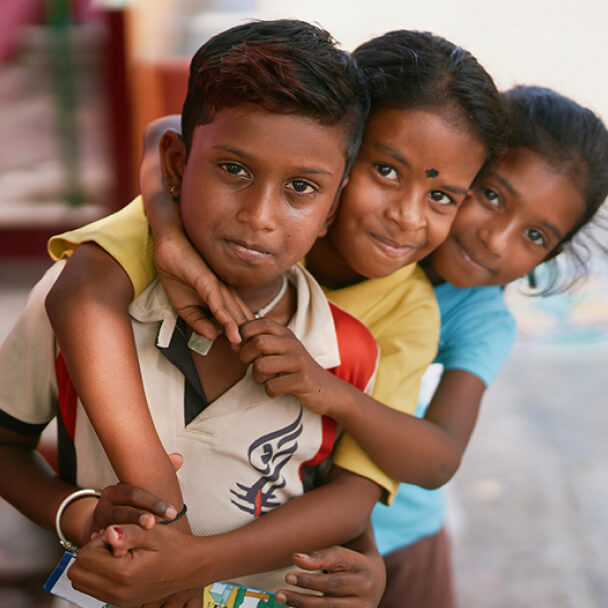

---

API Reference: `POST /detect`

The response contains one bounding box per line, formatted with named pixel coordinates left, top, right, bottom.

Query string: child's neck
left=307, top=236, right=366, bottom=290
left=419, top=256, right=446, bottom=286
left=191, top=278, right=297, bottom=404
left=236, top=276, right=296, bottom=326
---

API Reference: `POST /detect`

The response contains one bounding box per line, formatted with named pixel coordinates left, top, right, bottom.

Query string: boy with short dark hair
left=0, top=19, right=381, bottom=603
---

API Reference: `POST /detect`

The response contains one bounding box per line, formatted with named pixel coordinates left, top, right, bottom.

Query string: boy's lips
left=368, top=231, right=420, bottom=258
left=223, top=238, right=273, bottom=261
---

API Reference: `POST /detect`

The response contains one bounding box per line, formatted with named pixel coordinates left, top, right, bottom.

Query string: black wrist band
left=158, top=503, right=187, bottom=525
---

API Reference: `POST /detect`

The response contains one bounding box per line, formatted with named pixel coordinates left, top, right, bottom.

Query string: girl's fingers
left=94, top=484, right=176, bottom=530
left=179, top=307, right=221, bottom=341
left=99, top=484, right=176, bottom=519
left=293, top=546, right=362, bottom=572
left=227, top=286, right=254, bottom=322
left=167, top=452, right=184, bottom=472
left=102, top=523, right=150, bottom=552
left=284, top=570, right=365, bottom=597
left=94, top=504, right=155, bottom=530
left=211, top=285, right=252, bottom=345
left=239, top=317, right=287, bottom=340
left=275, top=588, right=355, bottom=608
left=104, top=526, right=130, bottom=557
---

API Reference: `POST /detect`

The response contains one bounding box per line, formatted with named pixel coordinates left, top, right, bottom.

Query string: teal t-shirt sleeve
left=435, top=285, right=518, bottom=387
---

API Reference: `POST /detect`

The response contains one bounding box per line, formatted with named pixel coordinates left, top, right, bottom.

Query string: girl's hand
left=92, top=482, right=178, bottom=532
left=238, top=318, right=340, bottom=416
left=275, top=545, right=386, bottom=608
left=153, top=224, right=253, bottom=345
left=92, top=452, right=184, bottom=532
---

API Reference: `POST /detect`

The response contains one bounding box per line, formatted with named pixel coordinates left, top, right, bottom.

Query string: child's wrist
left=61, top=494, right=100, bottom=547
left=181, top=535, right=219, bottom=589
left=311, top=375, right=346, bottom=418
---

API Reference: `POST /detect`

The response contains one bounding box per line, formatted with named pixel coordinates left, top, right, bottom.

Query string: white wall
left=252, top=0, right=608, bottom=118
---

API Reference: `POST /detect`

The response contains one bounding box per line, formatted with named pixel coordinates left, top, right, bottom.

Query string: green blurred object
left=47, top=0, right=86, bottom=207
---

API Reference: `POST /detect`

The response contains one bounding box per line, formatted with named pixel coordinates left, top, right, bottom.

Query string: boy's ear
left=317, top=176, right=349, bottom=238
left=159, top=130, right=186, bottom=199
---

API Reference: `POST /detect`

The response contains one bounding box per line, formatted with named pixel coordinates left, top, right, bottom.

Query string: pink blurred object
left=0, top=0, right=44, bottom=61
left=0, top=0, right=101, bottom=62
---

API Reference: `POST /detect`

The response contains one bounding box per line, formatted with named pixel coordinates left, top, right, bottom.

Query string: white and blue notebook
left=44, top=552, right=112, bottom=608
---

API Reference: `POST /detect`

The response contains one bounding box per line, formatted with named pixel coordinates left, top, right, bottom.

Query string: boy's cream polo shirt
left=0, top=261, right=378, bottom=593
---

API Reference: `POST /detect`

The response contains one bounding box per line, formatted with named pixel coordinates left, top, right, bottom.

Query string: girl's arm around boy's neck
left=140, top=113, right=250, bottom=343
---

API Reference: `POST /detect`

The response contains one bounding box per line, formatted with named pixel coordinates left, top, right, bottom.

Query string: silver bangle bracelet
left=55, top=488, right=101, bottom=554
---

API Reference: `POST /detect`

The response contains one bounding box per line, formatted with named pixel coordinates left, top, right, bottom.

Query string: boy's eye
left=428, top=191, right=454, bottom=206
left=286, top=179, right=317, bottom=195
left=219, top=162, right=249, bottom=177
left=373, top=163, right=398, bottom=181
left=526, top=228, right=547, bottom=247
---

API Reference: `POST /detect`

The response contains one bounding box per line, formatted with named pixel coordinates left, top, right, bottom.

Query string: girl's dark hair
left=181, top=19, right=369, bottom=175
left=503, top=85, right=608, bottom=293
left=352, top=30, right=508, bottom=163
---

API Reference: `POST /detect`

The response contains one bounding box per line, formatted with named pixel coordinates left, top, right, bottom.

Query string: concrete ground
left=450, top=342, right=607, bottom=607
left=448, top=269, right=608, bottom=608
left=0, top=258, right=606, bottom=607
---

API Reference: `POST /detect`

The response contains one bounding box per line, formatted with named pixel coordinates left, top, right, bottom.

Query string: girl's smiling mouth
left=368, top=231, right=421, bottom=258
left=453, top=237, right=496, bottom=274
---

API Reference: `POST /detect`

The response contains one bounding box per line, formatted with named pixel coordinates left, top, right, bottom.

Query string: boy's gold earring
left=168, top=184, right=180, bottom=199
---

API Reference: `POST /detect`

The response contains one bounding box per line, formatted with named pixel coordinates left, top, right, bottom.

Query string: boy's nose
left=236, top=185, right=278, bottom=231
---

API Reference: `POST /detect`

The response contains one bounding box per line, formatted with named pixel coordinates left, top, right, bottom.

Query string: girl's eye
left=429, top=190, right=454, bottom=206
left=374, top=163, right=398, bottom=181
left=219, top=162, right=249, bottom=177
left=526, top=228, right=547, bottom=247
left=482, top=187, right=500, bottom=207
left=286, top=179, right=317, bottom=195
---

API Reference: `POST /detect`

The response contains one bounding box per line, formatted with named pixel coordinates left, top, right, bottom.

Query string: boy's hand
left=238, top=318, right=340, bottom=416
left=275, top=546, right=386, bottom=608
left=154, top=228, right=253, bottom=345
left=69, top=524, right=200, bottom=607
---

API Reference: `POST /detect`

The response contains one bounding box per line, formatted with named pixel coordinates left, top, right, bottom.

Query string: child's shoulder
left=437, top=283, right=513, bottom=322
left=327, top=301, right=379, bottom=392
left=288, top=263, right=379, bottom=392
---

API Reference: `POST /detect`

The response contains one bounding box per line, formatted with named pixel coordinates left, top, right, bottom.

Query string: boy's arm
left=68, top=467, right=382, bottom=606
left=44, top=244, right=187, bottom=525
left=0, top=425, right=99, bottom=547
